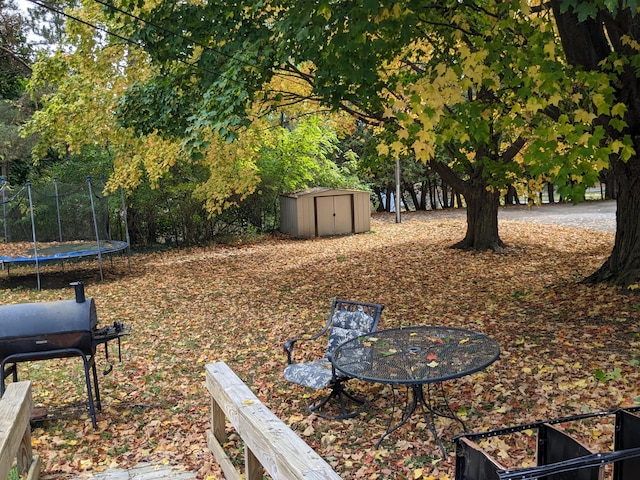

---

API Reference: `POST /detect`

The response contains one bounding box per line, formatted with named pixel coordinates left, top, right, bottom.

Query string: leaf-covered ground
left=1, top=209, right=638, bottom=479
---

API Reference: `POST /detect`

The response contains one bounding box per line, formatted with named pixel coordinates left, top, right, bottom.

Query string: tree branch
left=0, top=45, right=32, bottom=74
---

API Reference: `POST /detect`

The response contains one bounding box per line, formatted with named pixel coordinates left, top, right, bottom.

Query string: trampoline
left=1, top=177, right=131, bottom=289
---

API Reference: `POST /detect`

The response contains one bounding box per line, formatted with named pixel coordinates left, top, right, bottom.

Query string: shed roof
left=281, top=187, right=368, bottom=198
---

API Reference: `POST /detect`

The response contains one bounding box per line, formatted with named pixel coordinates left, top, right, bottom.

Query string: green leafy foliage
left=113, top=0, right=620, bottom=251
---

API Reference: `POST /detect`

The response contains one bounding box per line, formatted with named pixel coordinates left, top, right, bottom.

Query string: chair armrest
left=283, top=338, right=297, bottom=364
left=283, top=322, right=332, bottom=365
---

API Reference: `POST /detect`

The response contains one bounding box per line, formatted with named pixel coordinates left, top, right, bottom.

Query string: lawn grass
left=0, top=211, right=638, bottom=479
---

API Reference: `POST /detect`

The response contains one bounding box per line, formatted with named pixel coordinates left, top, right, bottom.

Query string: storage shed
left=280, top=188, right=371, bottom=238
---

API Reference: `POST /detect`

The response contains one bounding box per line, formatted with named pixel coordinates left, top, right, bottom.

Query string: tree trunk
left=386, top=185, right=393, bottom=212
left=551, top=1, right=640, bottom=286
left=600, top=169, right=617, bottom=199
left=452, top=188, right=503, bottom=251
left=419, top=180, right=428, bottom=210
left=407, top=184, right=420, bottom=210
left=401, top=190, right=410, bottom=212
left=547, top=182, right=555, bottom=204
left=504, top=185, right=520, bottom=205
left=373, top=188, right=385, bottom=212
left=428, top=178, right=437, bottom=210
left=440, top=181, right=450, bottom=208
left=455, top=191, right=463, bottom=208
left=584, top=156, right=640, bottom=286
left=431, top=161, right=505, bottom=251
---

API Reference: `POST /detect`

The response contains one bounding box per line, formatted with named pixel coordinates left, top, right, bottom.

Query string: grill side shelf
left=92, top=322, right=130, bottom=364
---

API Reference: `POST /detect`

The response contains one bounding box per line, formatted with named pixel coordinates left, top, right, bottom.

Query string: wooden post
left=0, top=382, right=39, bottom=480
left=205, top=362, right=340, bottom=479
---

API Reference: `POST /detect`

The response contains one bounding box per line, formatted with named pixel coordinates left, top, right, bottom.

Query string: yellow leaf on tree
left=543, top=41, right=555, bottom=57
left=574, top=109, right=597, bottom=124
left=612, top=102, right=627, bottom=117
left=377, top=143, right=390, bottom=156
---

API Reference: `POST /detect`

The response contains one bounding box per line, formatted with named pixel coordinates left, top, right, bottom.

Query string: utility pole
left=395, top=158, right=401, bottom=223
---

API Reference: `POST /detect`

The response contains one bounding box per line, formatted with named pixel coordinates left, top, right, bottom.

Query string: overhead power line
left=23, top=0, right=244, bottom=82
left=21, top=0, right=340, bottom=129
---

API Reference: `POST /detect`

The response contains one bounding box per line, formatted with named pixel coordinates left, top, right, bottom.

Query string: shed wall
left=279, top=196, right=298, bottom=236
left=279, top=189, right=371, bottom=238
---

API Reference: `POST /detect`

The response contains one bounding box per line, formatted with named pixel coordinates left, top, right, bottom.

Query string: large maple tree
left=550, top=0, right=640, bottom=286
left=113, top=0, right=618, bottom=253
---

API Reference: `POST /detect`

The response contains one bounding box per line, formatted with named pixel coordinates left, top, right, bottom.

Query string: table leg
left=376, top=383, right=466, bottom=458
left=424, top=382, right=466, bottom=432
left=376, top=385, right=419, bottom=449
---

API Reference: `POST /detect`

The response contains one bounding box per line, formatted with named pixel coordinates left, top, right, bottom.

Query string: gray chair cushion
left=283, top=307, right=377, bottom=391
left=283, top=359, right=339, bottom=390
left=332, top=310, right=375, bottom=331
left=326, top=326, right=367, bottom=357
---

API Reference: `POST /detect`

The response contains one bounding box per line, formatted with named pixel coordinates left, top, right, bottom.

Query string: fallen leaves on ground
left=1, top=209, right=639, bottom=479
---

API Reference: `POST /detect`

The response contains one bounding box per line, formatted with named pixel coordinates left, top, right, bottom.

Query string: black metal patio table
left=331, top=325, right=500, bottom=456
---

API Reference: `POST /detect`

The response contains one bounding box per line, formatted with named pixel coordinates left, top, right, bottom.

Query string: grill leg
left=0, top=361, right=17, bottom=396
left=2, top=349, right=102, bottom=427
left=91, top=357, right=101, bottom=411
left=80, top=353, right=98, bottom=429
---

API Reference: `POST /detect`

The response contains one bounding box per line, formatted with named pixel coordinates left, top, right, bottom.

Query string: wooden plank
left=26, top=454, right=41, bottom=480
left=206, top=430, right=241, bottom=480
left=0, top=382, right=34, bottom=479
left=245, top=446, right=262, bottom=480
left=205, top=362, right=340, bottom=480
left=211, top=396, right=225, bottom=444
left=17, top=425, right=33, bottom=475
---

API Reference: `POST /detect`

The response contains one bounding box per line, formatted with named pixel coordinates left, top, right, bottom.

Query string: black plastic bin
left=455, top=407, right=640, bottom=480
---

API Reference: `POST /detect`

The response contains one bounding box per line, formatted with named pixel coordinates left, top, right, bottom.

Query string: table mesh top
left=332, top=326, right=500, bottom=384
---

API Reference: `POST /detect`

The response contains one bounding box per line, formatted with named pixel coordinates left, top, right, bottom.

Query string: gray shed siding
left=279, top=188, right=371, bottom=238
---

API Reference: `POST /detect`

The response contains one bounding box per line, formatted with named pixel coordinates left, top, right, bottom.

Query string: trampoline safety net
left=0, top=177, right=130, bottom=288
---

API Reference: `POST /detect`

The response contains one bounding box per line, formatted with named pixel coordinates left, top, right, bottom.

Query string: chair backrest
left=325, top=299, right=384, bottom=357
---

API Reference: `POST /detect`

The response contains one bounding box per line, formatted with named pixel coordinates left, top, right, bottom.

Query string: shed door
left=315, top=195, right=353, bottom=236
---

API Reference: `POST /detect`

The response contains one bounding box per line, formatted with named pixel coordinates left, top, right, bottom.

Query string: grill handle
left=70, top=281, right=85, bottom=303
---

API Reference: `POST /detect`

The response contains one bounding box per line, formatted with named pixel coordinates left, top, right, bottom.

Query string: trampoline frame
left=0, top=176, right=131, bottom=290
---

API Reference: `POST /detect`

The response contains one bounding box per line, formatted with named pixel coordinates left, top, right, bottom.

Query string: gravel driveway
left=497, top=200, right=616, bottom=232
left=380, top=200, right=617, bottom=232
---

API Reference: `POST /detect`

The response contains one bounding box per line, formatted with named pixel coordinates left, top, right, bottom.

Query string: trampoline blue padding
left=0, top=240, right=129, bottom=264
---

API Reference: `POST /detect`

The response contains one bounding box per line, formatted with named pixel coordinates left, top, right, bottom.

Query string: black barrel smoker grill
left=0, top=282, right=129, bottom=427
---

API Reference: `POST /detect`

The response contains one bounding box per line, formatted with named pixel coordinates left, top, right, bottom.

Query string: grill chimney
left=70, top=281, right=85, bottom=303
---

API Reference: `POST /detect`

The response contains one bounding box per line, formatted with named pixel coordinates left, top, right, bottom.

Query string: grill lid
left=0, top=298, right=98, bottom=340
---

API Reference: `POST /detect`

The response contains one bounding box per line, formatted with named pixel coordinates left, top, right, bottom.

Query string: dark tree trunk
left=453, top=188, right=503, bottom=251
left=547, top=182, right=555, bottom=204
left=584, top=156, right=640, bottom=286
left=504, top=185, right=520, bottom=205
left=600, top=169, right=617, bottom=199
left=552, top=1, right=640, bottom=286
left=385, top=185, right=393, bottom=212
left=440, top=181, right=450, bottom=208
left=407, top=184, right=420, bottom=210
left=401, top=190, right=410, bottom=212
left=453, top=190, right=461, bottom=208
left=419, top=181, right=428, bottom=211
left=431, top=162, right=505, bottom=251
left=428, top=178, right=437, bottom=210
left=373, top=187, right=385, bottom=212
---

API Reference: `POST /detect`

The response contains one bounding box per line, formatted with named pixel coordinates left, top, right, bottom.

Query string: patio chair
left=283, top=299, right=384, bottom=419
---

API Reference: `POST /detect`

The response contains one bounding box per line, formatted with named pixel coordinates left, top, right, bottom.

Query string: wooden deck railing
left=0, top=381, right=40, bottom=480
left=205, top=362, right=340, bottom=480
